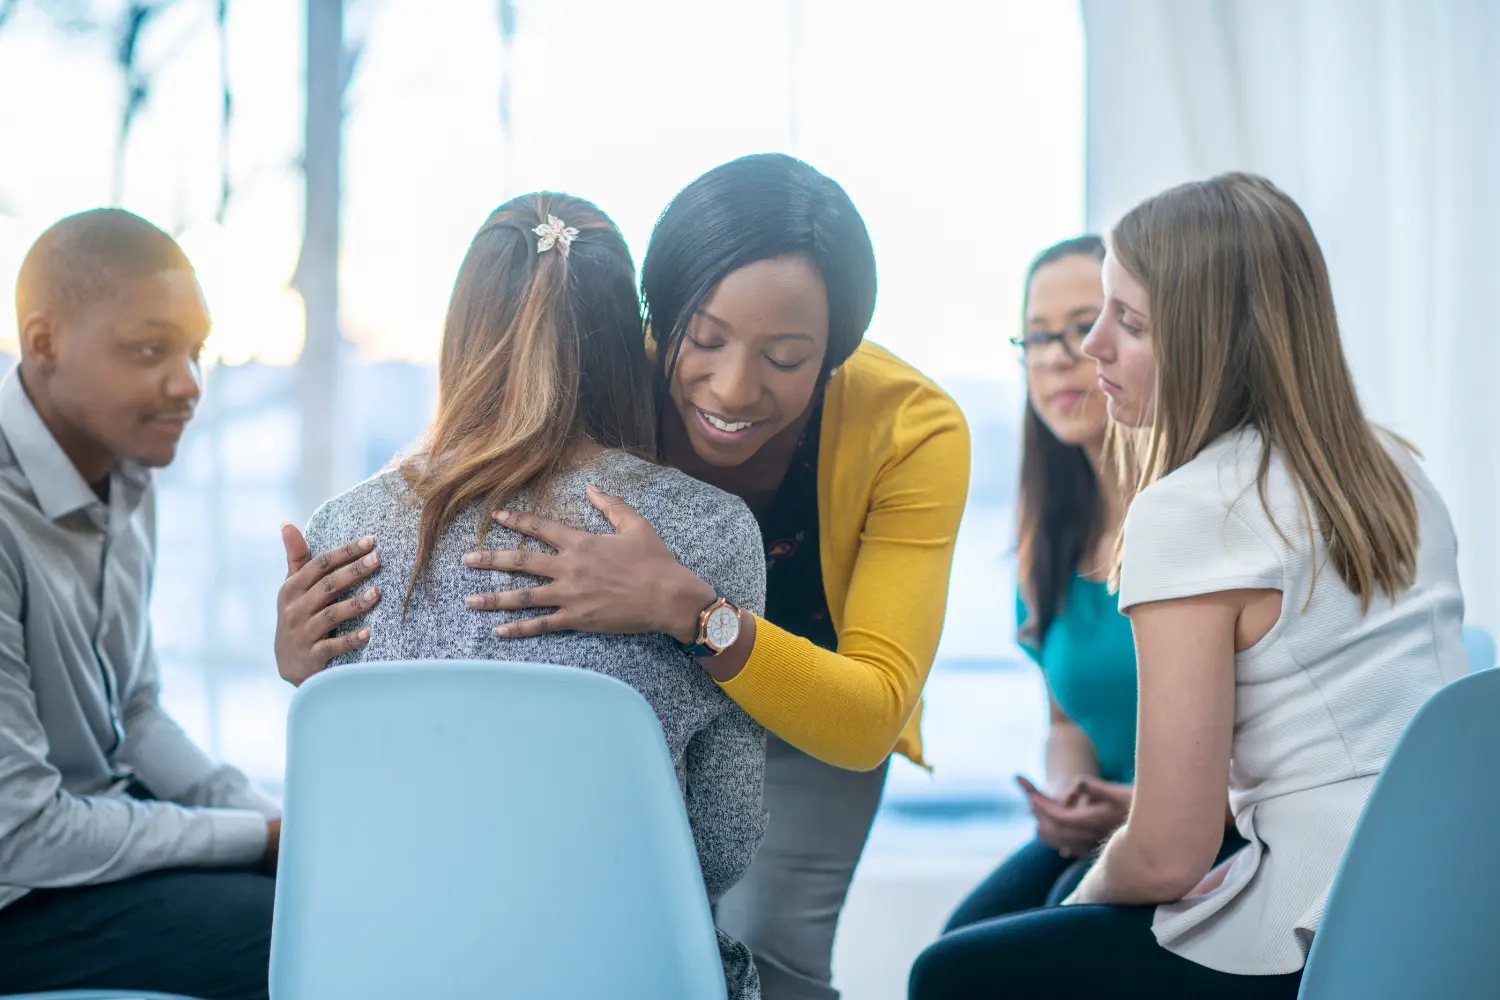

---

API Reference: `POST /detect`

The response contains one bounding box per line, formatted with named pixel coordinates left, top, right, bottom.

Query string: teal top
left=1016, top=575, right=1138, bottom=784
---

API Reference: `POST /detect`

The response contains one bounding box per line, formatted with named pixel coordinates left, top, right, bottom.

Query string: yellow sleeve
left=718, top=410, right=970, bottom=771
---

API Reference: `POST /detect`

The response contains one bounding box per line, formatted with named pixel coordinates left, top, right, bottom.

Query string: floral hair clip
left=533, top=215, right=580, bottom=258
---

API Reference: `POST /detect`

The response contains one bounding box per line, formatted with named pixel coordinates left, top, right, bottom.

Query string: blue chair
left=1297, top=666, right=1500, bottom=999
left=1462, top=624, right=1494, bottom=671
left=269, top=661, right=727, bottom=1000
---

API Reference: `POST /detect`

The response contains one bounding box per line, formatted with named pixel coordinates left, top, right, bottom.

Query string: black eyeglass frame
left=1008, top=319, right=1095, bottom=364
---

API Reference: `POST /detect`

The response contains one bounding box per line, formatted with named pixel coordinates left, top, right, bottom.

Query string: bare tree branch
left=111, top=2, right=171, bottom=204
left=215, top=0, right=232, bottom=223
left=11, top=0, right=205, bottom=208
left=32, top=0, right=99, bottom=34
left=109, top=0, right=207, bottom=205
left=145, top=4, right=209, bottom=70
left=497, top=0, right=517, bottom=195
left=339, top=36, right=363, bottom=98
left=292, top=0, right=351, bottom=516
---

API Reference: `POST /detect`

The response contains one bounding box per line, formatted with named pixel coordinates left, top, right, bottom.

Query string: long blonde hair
left=1109, top=173, right=1417, bottom=608
left=401, top=193, right=654, bottom=608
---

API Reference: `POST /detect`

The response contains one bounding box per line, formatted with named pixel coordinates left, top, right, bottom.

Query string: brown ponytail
left=400, top=192, right=653, bottom=608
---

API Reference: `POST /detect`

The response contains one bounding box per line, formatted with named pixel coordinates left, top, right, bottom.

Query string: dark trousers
left=948, top=829, right=1249, bottom=932
left=919, top=829, right=1299, bottom=1000
left=0, top=868, right=274, bottom=1000
left=946, top=838, right=1094, bottom=931
left=911, top=902, right=1303, bottom=1000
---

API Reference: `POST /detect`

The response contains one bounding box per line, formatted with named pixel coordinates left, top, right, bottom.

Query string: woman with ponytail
left=276, top=158, right=970, bottom=1000
left=286, top=193, right=769, bottom=1000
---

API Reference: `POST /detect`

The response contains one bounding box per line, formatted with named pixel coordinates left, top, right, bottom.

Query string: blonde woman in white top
left=909, top=173, right=1467, bottom=999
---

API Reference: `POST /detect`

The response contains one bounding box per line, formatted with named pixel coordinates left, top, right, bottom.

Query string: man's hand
left=275, top=524, right=381, bottom=686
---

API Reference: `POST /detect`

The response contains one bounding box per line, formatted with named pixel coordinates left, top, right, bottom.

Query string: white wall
left=1081, top=0, right=1500, bottom=631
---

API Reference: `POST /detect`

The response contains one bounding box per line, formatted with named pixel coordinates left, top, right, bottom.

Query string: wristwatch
left=677, top=589, right=743, bottom=658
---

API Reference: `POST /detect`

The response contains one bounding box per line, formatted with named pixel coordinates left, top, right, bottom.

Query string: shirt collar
left=0, top=365, right=150, bottom=522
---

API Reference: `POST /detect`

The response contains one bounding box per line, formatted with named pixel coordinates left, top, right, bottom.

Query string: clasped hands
left=1015, top=774, right=1131, bottom=860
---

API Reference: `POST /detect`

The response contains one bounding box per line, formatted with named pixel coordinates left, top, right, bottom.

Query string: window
left=0, top=0, right=1084, bottom=840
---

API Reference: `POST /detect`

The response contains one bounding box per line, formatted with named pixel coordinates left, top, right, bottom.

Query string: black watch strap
left=675, top=587, right=727, bottom=658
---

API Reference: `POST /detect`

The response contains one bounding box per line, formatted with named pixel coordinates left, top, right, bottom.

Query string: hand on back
left=274, top=524, right=382, bottom=686
left=462, top=486, right=713, bottom=644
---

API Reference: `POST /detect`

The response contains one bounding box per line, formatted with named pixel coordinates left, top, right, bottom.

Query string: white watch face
left=704, top=604, right=740, bottom=650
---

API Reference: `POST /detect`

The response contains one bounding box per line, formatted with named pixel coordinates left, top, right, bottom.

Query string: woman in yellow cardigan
left=465, top=154, right=970, bottom=1000
left=273, top=154, right=969, bottom=1000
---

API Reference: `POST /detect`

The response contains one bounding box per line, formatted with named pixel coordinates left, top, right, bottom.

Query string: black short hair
left=15, top=208, right=194, bottom=327
left=641, top=153, right=877, bottom=380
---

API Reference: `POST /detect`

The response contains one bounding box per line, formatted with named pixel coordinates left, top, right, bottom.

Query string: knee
left=911, top=924, right=1021, bottom=1000
left=941, top=909, right=972, bottom=936
left=943, top=895, right=988, bottom=935
left=908, top=936, right=963, bottom=1000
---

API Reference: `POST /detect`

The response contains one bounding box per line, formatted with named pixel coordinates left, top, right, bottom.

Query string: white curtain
left=1081, top=0, right=1500, bottom=632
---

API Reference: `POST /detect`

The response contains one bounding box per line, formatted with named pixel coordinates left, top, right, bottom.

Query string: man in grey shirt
left=0, top=210, right=280, bottom=1000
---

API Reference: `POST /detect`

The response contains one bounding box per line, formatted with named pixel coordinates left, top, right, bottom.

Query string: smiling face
left=666, top=254, right=830, bottom=468
left=1082, top=253, right=1156, bottom=428
left=1022, top=253, right=1108, bottom=449
left=25, top=268, right=210, bottom=473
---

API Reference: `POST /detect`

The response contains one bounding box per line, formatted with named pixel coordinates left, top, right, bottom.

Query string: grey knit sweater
left=304, top=449, right=768, bottom=1000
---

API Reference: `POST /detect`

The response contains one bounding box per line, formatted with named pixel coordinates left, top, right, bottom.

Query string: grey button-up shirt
left=0, top=366, right=278, bottom=911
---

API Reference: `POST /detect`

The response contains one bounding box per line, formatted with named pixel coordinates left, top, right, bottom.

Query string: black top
left=758, top=402, right=839, bottom=653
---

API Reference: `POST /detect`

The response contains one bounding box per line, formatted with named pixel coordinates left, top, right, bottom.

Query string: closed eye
left=1114, top=302, right=1145, bottom=336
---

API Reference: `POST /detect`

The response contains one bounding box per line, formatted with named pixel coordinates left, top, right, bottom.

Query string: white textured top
left=1119, top=428, right=1467, bottom=975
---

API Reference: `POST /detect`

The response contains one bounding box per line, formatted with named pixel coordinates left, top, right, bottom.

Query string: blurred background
left=0, top=2, right=1496, bottom=997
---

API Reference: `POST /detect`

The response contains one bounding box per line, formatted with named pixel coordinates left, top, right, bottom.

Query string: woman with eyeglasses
left=946, top=236, right=1140, bottom=928
left=944, top=237, right=1244, bottom=933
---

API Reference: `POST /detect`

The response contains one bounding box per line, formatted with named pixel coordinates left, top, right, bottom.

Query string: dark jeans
left=911, top=902, right=1303, bottom=1000
left=0, top=868, right=274, bottom=1000
left=948, top=829, right=1249, bottom=932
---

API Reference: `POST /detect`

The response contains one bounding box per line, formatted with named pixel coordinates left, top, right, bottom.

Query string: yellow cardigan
left=719, top=342, right=970, bottom=770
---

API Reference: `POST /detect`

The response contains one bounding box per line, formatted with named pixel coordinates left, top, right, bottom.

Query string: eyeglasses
left=1009, top=319, right=1095, bottom=365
